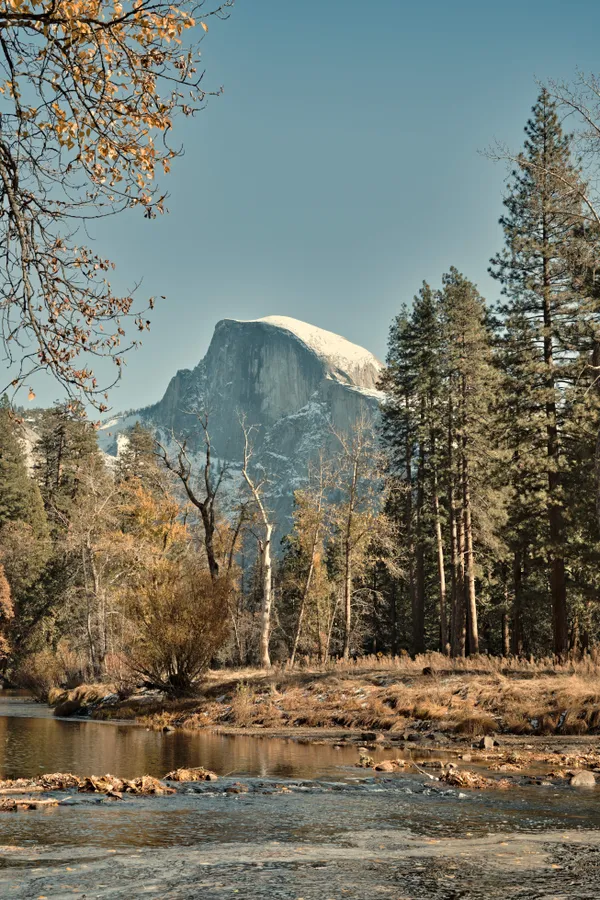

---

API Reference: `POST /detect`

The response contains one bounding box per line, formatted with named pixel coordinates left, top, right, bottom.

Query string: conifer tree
left=440, top=268, right=508, bottom=656
left=0, top=403, right=37, bottom=527
left=380, top=302, right=422, bottom=653
left=35, top=402, right=101, bottom=534
left=117, top=423, right=161, bottom=488
left=380, top=286, right=449, bottom=653
left=490, top=89, right=599, bottom=655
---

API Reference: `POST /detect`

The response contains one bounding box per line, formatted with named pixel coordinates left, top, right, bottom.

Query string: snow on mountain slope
left=232, top=315, right=382, bottom=389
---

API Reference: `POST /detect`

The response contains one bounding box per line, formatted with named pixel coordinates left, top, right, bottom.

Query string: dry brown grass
left=80, top=651, right=600, bottom=737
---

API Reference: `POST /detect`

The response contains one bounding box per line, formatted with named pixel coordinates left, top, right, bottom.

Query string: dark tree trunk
left=542, top=229, right=568, bottom=656
left=462, top=450, right=479, bottom=655
left=414, top=430, right=426, bottom=654
left=512, top=550, right=523, bottom=656
left=448, top=400, right=465, bottom=657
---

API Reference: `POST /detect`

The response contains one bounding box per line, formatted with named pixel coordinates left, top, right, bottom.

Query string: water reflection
left=0, top=691, right=387, bottom=780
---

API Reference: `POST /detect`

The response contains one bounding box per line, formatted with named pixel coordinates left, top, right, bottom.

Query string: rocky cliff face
left=98, top=316, right=383, bottom=536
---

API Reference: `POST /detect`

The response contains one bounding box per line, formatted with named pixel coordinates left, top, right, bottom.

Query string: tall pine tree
left=490, top=89, right=598, bottom=655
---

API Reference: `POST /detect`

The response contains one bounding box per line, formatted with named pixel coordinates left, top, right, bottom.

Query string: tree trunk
left=290, top=535, right=318, bottom=667
left=259, top=524, right=273, bottom=668
left=502, top=612, right=510, bottom=657
left=342, top=546, right=352, bottom=660
left=341, top=451, right=360, bottom=661
left=593, top=344, right=600, bottom=535
left=462, top=451, right=479, bottom=655
left=542, top=225, right=568, bottom=656
left=455, top=483, right=467, bottom=657
left=414, top=431, right=426, bottom=654
left=512, top=550, right=523, bottom=656
left=325, top=594, right=339, bottom=660
left=200, top=505, right=219, bottom=581
left=432, top=456, right=447, bottom=654
left=241, top=426, right=276, bottom=668
left=501, top=569, right=510, bottom=656
left=390, top=582, right=398, bottom=656
left=404, top=396, right=419, bottom=655
left=448, top=399, right=466, bottom=657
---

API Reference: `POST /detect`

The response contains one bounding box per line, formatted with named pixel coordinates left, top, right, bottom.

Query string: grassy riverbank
left=48, top=652, right=600, bottom=739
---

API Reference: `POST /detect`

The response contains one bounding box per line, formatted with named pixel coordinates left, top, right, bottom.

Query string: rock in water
left=97, top=316, right=383, bottom=540
left=570, top=770, right=596, bottom=787
left=164, top=767, right=218, bottom=782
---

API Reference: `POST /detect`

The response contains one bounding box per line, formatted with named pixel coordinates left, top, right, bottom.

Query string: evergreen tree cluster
left=378, top=91, right=600, bottom=657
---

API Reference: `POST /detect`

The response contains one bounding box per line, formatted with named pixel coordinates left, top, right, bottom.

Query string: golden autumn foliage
left=0, top=0, right=233, bottom=404
left=90, top=479, right=231, bottom=693
left=0, top=562, right=14, bottom=660
left=124, top=558, right=231, bottom=694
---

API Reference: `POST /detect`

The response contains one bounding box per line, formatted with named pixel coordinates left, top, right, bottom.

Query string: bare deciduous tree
left=289, top=454, right=331, bottom=668
left=157, top=413, right=227, bottom=582
left=240, top=418, right=274, bottom=669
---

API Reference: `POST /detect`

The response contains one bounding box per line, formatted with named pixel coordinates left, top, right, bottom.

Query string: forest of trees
left=2, top=90, right=600, bottom=695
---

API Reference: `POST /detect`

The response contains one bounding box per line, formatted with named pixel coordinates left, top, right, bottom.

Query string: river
left=1, top=690, right=600, bottom=898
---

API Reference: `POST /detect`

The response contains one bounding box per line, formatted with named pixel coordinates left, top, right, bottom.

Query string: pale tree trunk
left=241, top=421, right=275, bottom=668
left=258, top=525, right=273, bottom=669
left=342, top=455, right=360, bottom=661
left=342, top=547, right=352, bottom=660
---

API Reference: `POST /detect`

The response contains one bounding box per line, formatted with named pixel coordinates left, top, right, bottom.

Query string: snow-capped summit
left=230, top=315, right=383, bottom=389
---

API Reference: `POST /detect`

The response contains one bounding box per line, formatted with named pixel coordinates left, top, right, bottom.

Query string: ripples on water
left=3, top=690, right=600, bottom=853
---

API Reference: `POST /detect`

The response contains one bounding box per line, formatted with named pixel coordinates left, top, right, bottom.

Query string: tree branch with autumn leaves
left=0, top=0, right=233, bottom=408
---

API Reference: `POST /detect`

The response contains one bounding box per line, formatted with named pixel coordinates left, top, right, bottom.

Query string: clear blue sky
left=25, top=0, right=600, bottom=410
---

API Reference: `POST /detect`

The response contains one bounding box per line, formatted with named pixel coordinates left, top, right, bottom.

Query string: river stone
left=374, top=760, right=397, bottom=773
left=225, top=782, right=250, bottom=794
left=570, top=770, right=596, bottom=787
left=478, top=736, right=495, bottom=750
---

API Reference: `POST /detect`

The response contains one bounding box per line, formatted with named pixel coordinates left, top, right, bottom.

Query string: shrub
left=12, top=639, right=86, bottom=700
left=124, top=560, right=230, bottom=696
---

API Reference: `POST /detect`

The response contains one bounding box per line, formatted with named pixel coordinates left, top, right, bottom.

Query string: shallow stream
left=2, top=690, right=600, bottom=898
